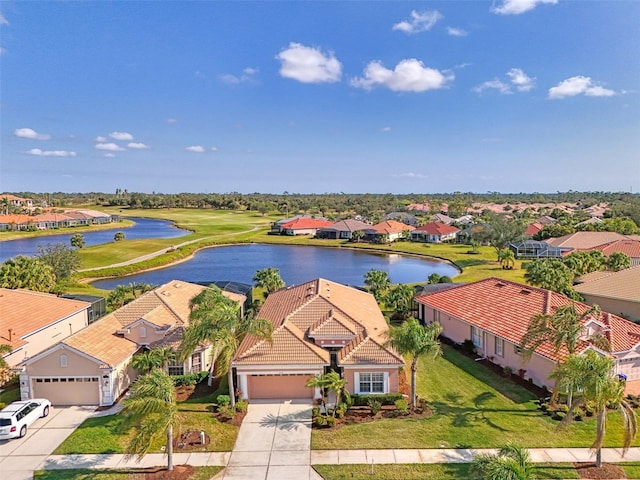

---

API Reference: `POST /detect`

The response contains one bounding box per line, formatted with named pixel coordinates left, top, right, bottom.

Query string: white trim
left=354, top=371, right=388, bottom=394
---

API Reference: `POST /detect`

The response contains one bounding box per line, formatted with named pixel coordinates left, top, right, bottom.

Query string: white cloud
left=211, top=146, right=219, bottom=152
left=185, top=145, right=206, bottom=153
left=104, top=153, right=116, bottom=158
left=548, top=75, right=616, bottom=99
left=382, top=126, right=391, bottom=133
left=351, top=59, right=453, bottom=92
left=109, top=131, right=134, bottom=141
left=14, top=128, right=51, bottom=140
left=276, top=42, right=342, bottom=84
left=393, top=10, right=442, bottom=34
left=95, top=135, right=107, bottom=142
left=25, top=148, right=76, bottom=157
left=127, top=142, right=150, bottom=149
left=446, top=27, right=468, bottom=37
left=491, top=0, right=558, bottom=15
left=506, top=68, right=535, bottom=91
left=473, top=79, right=512, bottom=94
left=393, top=172, right=429, bottom=179
left=473, top=68, right=535, bottom=94
left=166, top=118, right=177, bottom=124
left=0, top=13, right=9, bottom=25
left=95, top=142, right=126, bottom=151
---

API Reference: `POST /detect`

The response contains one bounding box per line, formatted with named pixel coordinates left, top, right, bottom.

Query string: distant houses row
left=270, top=216, right=462, bottom=244
left=0, top=209, right=121, bottom=231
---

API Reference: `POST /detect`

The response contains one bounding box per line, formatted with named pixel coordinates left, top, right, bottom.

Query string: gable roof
left=233, top=278, right=403, bottom=368
left=0, top=289, right=90, bottom=351
left=320, top=219, right=370, bottom=232
left=367, top=220, right=416, bottom=235
left=525, top=222, right=544, bottom=236
left=593, top=240, right=640, bottom=259
left=546, top=232, right=628, bottom=250
left=280, top=217, right=333, bottom=230
left=413, top=221, right=460, bottom=235
left=416, top=277, right=640, bottom=361
left=431, top=214, right=454, bottom=225
left=574, top=266, right=640, bottom=303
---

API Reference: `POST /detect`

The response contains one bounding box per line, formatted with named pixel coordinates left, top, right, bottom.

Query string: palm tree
left=107, top=285, right=129, bottom=310
left=552, top=351, right=637, bottom=467
left=0, top=344, right=13, bottom=370
left=521, top=303, right=609, bottom=404
left=182, top=286, right=273, bottom=387
left=70, top=233, right=85, bottom=249
left=121, top=369, right=178, bottom=471
left=252, top=267, right=285, bottom=296
left=498, top=248, right=515, bottom=270
left=471, top=444, right=535, bottom=480
left=0, top=256, right=57, bottom=292
left=524, top=258, right=580, bottom=300
left=364, top=269, right=391, bottom=303
left=152, top=346, right=176, bottom=370
left=385, top=318, right=442, bottom=407
left=131, top=350, right=162, bottom=374
left=385, top=284, right=416, bottom=320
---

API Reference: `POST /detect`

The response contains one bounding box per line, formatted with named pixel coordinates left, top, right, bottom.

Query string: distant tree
left=602, top=217, right=640, bottom=235
left=253, top=267, right=285, bottom=296
left=114, top=231, right=126, bottom=241
left=427, top=273, right=441, bottom=284
left=385, top=319, right=442, bottom=407
left=36, top=243, right=80, bottom=281
left=563, top=251, right=604, bottom=277
left=606, top=252, right=631, bottom=272
left=524, top=259, right=580, bottom=300
left=476, top=214, right=526, bottom=259
left=498, top=249, right=515, bottom=270
left=385, top=284, right=416, bottom=320
left=107, top=285, right=130, bottom=310
left=0, top=256, right=56, bottom=292
left=535, top=224, right=575, bottom=240
left=438, top=276, right=453, bottom=283
left=364, top=269, right=391, bottom=302
left=351, top=230, right=365, bottom=243
left=70, top=233, right=85, bottom=249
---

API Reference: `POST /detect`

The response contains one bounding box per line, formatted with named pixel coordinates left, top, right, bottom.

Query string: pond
left=92, top=243, right=459, bottom=289
left=0, top=217, right=189, bottom=262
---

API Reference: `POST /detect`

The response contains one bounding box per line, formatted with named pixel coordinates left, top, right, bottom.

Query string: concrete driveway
left=0, top=405, right=96, bottom=480
left=221, top=399, right=319, bottom=480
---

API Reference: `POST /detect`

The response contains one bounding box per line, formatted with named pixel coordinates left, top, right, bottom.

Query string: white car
left=0, top=399, right=51, bottom=440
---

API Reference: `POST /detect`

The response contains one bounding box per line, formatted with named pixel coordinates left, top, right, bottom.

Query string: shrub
left=235, top=401, right=248, bottom=413
left=312, top=407, right=321, bottom=418
left=573, top=407, right=585, bottom=421
left=395, top=399, right=409, bottom=413
left=343, top=390, right=353, bottom=408
left=218, top=405, right=235, bottom=418
left=461, top=339, right=476, bottom=355
left=557, top=404, right=570, bottom=413
left=325, top=416, right=336, bottom=428
left=335, top=403, right=347, bottom=418
left=368, top=398, right=382, bottom=415
left=315, top=416, right=326, bottom=427
left=503, top=366, right=514, bottom=376
left=552, top=411, right=566, bottom=421
left=216, top=395, right=231, bottom=407
left=0, top=402, right=5, bottom=410
left=173, top=373, right=203, bottom=386
left=539, top=402, right=549, bottom=412
left=351, top=393, right=403, bottom=406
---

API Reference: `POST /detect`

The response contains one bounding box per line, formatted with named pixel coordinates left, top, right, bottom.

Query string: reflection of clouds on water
left=92, top=244, right=458, bottom=290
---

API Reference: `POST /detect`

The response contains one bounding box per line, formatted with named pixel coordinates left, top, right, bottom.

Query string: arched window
left=140, top=326, right=147, bottom=338
left=60, top=354, right=68, bottom=367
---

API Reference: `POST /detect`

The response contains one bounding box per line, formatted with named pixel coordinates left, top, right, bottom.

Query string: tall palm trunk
left=595, top=411, right=605, bottom=468
left=208, top=345, right=220, bottom=387
left=167, top=424, right=174, bottom=471
left=411, top=359, right=418, bottom=408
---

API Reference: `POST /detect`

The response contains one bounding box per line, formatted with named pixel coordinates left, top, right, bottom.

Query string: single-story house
left=383, top=212, right=419, bottom=226
left=17, top=280, right=246, bottom=406
left=525, top=222, right=545, bottom=237
left=364, top=220, right=415, bottom=243
left=230, top=278, right=404, bottom=401
left=415, top=278, right=640, bottom=391
left=277, top=217, right=334, bottom=236
left=535, top=216, right=557, bottom=226
left=431, top=214, right=454, bottom=225
left=574, top=266, right=640, bottom=322
left=509, top=240, right=572, bottom=259
left=270, top=215, right=329, bottom=234
left=316, top=219, right=371, bottom=240
left=0, top=289, right=92, bottom=369
left=0, top=214, right=33, bottom=231
left=546, top=232, right=629, bottom=250
left=592, top=240, right=640, bottom=267
left=410, top=222, right=459, bottom=243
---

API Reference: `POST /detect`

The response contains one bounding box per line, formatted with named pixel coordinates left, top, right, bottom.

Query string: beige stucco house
left=416, top=278, right=640, bottom=392
left=0, top=288, right=91, bottom=369
left=231, top=278, right=404, bottom=401
left=575, top=266, right=640, bottom=322
left=18, top=280, right=245, bottom=406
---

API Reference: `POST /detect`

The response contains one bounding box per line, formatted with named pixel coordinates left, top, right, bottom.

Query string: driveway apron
left=222, top=399, right=318, bottom=480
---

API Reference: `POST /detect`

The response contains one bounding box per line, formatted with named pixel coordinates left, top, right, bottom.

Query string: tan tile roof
left=233, top=278, right=403, bottom=368
left=368, top=220, right=416, bottom=235
left=339, top=334, right=405, bottom=365
left=574, top=266, right=640, bottom=303
left=594, top=240, right=640, bottom=259
left=63, top=315, right=138, bottom=367
left=0, top=289, right=90, bottom=350
left=546, top=232, right=628, bottom=249
left=416, top=277, right=640, bottom=361
left=321, top=219, right=370, bottom=232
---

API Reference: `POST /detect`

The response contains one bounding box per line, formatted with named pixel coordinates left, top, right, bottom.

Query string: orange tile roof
left=0, top=214, right=32, bottom=225
left=233, top=278, right=403, bottom=367
left=593, top=240, right=640, bottom=259
left=63, top=315, right=139, bottom=367
left=0, top=289, right=90, bottom=350
left=546, top=232, right=628, bottom=250
left=368, top=220, right=416, bottom=235
left=416, top=277, right=640, bottom=361
left=413, top=221, right=459, bottom=235
left=33, top=212, right=74, bottom=222
left=526, top=223, right=544, bottom=236
left=574, top=266, right=640, bottom=303
left=280, top=218, right=334, bottom=230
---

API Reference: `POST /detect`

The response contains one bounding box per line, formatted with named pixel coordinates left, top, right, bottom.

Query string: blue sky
left=1, top=1, right=638, bottom=194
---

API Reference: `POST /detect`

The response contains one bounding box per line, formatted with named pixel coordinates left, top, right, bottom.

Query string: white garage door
left=32, top=377, right=100, bottom=405
left=248, top=374, right=315, bottom=399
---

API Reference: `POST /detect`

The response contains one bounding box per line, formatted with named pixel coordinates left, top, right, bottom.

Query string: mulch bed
left=144, top=465, right=195, bottom=480
left=573, top=462, right=627, bottom=479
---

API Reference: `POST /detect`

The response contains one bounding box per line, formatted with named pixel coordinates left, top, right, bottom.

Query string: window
left=514, top=345, right=522, bottom=356
left=358, top=373, right=385, bottom=394
left=191, top=353, right=202, bottom=372
left=168, top=363, right=184, bottom=376
left=433, top=310, right=440, bottom=323
left=139, top=326, right=147, bottom=338
left=60, top=354, right=68, bottom=367
left=471, top=326, right=483, bottom=349
left=495, top=338, right=504, bottom=357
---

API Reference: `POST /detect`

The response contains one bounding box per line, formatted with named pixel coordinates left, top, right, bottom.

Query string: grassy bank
left=0, top=219, right=135, bottom=241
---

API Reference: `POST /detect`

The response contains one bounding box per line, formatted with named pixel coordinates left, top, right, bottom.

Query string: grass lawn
left=0, top=377, right=21, bottom=405
left=34, top=466, right=223, bottom=480
left=311, top=345, right=640, bottom=450
left=54, top=392, right=238, bottom=454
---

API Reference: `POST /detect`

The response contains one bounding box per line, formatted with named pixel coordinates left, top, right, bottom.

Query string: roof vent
left=520, top=289, right=531, bottom=295
left=174, top=283, right=181, bottom=288
left=495, top=282, right=506, bottom=288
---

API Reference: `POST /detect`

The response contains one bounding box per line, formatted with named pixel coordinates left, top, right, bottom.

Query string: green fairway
left=311, top=345, right=639, bottom=450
